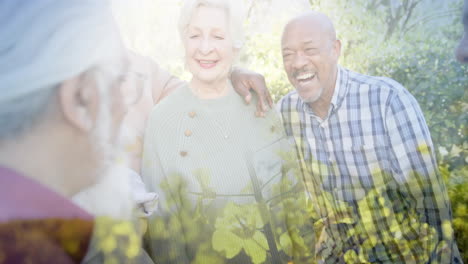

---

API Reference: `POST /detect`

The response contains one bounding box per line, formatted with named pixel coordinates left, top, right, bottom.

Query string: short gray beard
left=72, top=163, right=134, bottom=220
left=301, top=86, right=324, bottom=105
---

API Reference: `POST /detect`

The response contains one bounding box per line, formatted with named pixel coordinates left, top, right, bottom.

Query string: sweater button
left=180, top=151, right=188, bottom=157
left=188, top=111, right=196, bottom=118
left=185, top=130, right=192, bottom=137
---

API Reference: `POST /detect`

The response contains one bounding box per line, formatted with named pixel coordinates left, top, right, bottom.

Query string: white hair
left=178, top=0, right=246, bottom=49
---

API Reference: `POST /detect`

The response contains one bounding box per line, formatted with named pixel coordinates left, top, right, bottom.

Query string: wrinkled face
left=456, top=0, right=468, bottom=63
left=184, top=6, right=236, bottom=84
left=282, top=21, right=340, bottom=104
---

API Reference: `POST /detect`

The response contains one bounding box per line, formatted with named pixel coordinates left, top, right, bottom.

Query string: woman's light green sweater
left=141, top=85, right=303, bottom=263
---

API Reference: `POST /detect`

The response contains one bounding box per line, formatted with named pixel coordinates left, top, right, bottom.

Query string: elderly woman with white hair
left=141, top=0, right=310, bottom=263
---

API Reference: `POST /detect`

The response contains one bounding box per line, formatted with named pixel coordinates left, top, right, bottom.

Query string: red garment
left=0, top=167, right=92, bottom=222
left=0, top=166, right=94, bottom=264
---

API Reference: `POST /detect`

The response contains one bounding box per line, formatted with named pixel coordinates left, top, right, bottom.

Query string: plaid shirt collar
left=300, top=66, right=349, bottom=120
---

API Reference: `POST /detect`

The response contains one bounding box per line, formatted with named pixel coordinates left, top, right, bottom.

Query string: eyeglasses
left=117, top=71, right=147, bottom=107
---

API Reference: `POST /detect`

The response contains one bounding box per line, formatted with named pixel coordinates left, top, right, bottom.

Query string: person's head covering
left=0, top=0, right=124, bottom=103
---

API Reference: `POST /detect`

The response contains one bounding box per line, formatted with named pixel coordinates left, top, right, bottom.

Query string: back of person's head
left=0, top=0, right=130, bottom=199
left=0, top=0, right=124, bottom=140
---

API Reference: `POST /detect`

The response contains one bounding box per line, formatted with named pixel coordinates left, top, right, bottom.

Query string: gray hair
left=178, top=0, right=246, bottom=49
left=0, top=0, right=124, bottom=141
left=0, top=86, right=58, bottom=140
left=0, top=65, right=116, bottom=141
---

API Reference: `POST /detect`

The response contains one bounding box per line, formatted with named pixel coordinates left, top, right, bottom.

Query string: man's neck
left=0, top=132, right=71, bottom=198
left=309, top=68, right=339, bottom=120
left=310, top=98, right=332, bottom=120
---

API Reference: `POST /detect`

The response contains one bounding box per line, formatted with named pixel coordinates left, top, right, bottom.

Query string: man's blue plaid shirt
left=278, top=66, right=462, bottom=263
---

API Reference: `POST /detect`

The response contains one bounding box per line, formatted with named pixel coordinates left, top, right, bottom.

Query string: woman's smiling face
left=184, top=5, right=236, bottom=85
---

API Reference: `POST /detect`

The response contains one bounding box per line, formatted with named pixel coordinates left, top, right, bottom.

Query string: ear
left=58, top=74, right=99, bottom=132
left=333, top=39, right=342, bottom=59
left=232, top=45, right=241, bottom=60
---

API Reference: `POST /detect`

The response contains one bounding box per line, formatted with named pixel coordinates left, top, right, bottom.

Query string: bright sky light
left=111, top=0, right=310, bottom=74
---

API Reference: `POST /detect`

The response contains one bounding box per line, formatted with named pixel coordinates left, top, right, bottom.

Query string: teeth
left=200, top=60, right=216, bottom=64
left=297, top=73, right=315, bottom=81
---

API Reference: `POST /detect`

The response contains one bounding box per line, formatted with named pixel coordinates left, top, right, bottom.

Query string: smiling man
left=278, top=11, right=462, bottom=263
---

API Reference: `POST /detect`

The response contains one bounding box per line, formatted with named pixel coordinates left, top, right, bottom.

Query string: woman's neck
left=190, top=78, right=231, bottom=99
